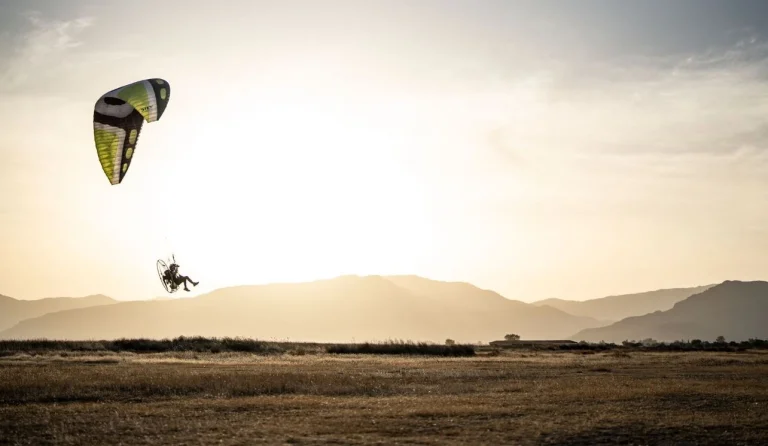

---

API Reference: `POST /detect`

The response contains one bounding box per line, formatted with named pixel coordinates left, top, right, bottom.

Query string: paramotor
left=156, top=257, right=178, bottom=294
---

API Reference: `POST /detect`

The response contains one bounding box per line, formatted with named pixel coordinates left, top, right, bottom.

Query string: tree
left=716, top=335, right=726, bottom=343
left=445, top=339, right=455, bottom=346
left=504, top=334, right=521, bottom=341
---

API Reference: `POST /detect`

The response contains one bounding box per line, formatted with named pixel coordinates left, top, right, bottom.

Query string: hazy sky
left=2, top=0, right=768, bottom=302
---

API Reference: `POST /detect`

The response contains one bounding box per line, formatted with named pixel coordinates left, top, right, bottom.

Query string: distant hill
left=571, top=280, right=768, bottom=343
left=0, top=275, right=605, bottom=343
left=532, top=285, right=714, bottom=322
left=0, top=294, right=117, bottom=332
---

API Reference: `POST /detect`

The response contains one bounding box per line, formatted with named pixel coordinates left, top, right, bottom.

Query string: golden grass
left=1, top=350, right=767, bottom=444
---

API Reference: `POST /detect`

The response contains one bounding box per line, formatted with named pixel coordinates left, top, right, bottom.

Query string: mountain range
left=571, top=280, right=768, bottom=343
left=0, top=294, right=116, bottom=332
left=532, top=284, right=714, bottom=322
left=0, top=276, right=764, bottom=343
left=0, top=275, right=603, bottom=343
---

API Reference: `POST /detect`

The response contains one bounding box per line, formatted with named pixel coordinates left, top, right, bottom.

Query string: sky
left=1, top=0, right=768, bottom=302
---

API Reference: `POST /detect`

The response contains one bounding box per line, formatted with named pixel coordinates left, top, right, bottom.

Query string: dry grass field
left=1, top=348, right=767, bottom=445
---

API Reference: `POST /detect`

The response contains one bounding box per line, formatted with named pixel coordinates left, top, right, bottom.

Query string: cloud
left=486, top=126, right=525, bottom=166
left=0, top=11, right=94, bottom=91
left=476, top=37, right=768, bottom=170
left=423, top=35, right=768, bottom=233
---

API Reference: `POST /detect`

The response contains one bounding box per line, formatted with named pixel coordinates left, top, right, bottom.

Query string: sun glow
left=89, top=84, right=443, bottom=299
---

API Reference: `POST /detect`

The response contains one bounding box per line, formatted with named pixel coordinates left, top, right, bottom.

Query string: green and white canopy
left=93, top=78, right=171, bottom=185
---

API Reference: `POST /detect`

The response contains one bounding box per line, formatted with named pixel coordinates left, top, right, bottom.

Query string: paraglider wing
left=93, top=78, right=171, bottom=185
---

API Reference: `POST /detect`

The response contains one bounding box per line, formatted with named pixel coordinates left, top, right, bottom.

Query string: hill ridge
left=531, top=284, right=715, bottom=322
left=0, top=275, right=604, bottom=342
left=571, top=280, right=768, bottom=342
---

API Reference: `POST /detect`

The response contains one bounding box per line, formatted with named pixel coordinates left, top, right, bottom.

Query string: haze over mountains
left=532, top=285, right=715, bottom=322
left=572, top=280, right=768, bottom=343
left=0, top=275, right=604, bottom=342
left=0, top=277, right=764, bottom=343
left=0, top=294, right=116, bottom=332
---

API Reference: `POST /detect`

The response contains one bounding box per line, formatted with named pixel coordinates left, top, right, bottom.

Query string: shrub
left=0, top=337, right=285, bottom=355
left=326, top=340, right=475, bottom=356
